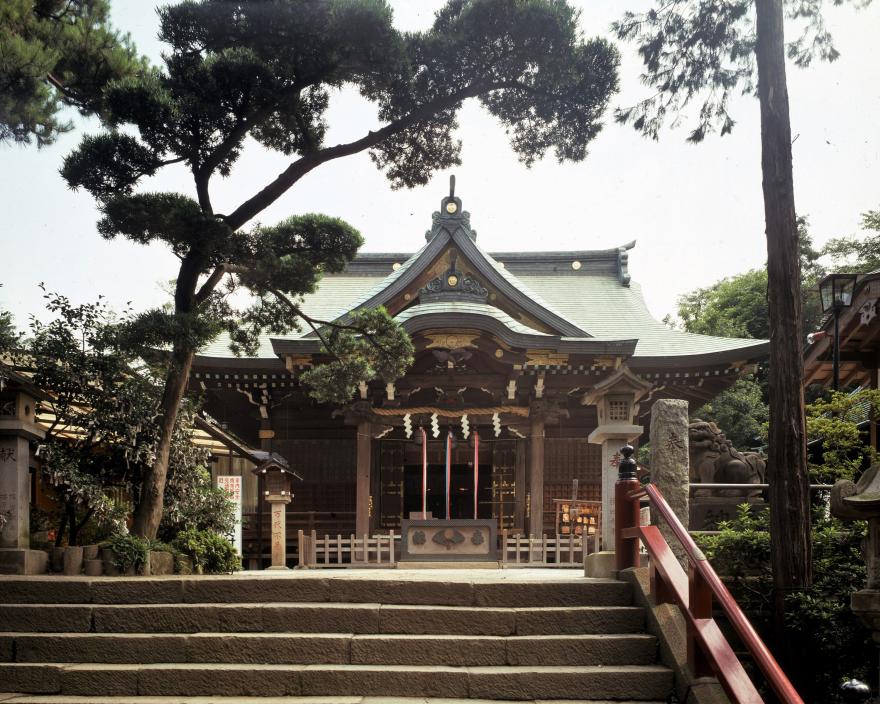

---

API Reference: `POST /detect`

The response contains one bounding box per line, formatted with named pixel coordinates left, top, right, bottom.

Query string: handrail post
left=615, top=445, right=641, bottom=571
left=689, top=563, right=714, bottom=678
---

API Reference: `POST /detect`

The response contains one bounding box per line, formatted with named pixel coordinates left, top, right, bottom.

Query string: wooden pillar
left=528, top=415, right=545, bottom=537
left=514, top=438, right=527, bottom=531
left=356, top=420, right=372, bottom=538
left=871, top=363, right=879, bottom=452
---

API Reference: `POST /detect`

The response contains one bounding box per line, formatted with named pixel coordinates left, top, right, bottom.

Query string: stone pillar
left=589, top=426, right=643, bottom=551
left=267, top=496, right=291, bottom=570
left=528, top=414, right=545, bottom=537
left=649, top=399, right=690, bottom=564
left=0, top=387, right=47, bottom=574
left=356, top=419, right=372, bottom=538
left=0, top=436, right=30, bottom=550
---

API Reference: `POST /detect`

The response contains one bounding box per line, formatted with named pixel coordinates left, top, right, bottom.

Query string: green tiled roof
left=197, top=243, right=766, bottom=362
left=394, top=301, right=551, bottom=336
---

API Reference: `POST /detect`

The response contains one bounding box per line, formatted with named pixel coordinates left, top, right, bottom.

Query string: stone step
left=0, top=604, right=645, bottom=636
left=0, top=577, right=631, bottom=608
left=0, top=663, right=673, bottom=700
left=0, top=696, right=669, bottom=703
left=3, top=633, right=658, bottom=667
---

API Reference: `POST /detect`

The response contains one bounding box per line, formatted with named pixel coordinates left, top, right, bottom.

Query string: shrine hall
left=192, top=188, right=768, bottom=567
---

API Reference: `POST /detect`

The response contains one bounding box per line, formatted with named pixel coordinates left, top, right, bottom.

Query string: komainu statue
left=688, top=420, right=766, bottom=497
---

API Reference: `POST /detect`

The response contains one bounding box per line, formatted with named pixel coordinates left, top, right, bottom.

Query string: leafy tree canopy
left=822, top=206, right=880, bottom=273
left=693, top=377, right=769, bottom=450
left=612, top=0, right=866, bottom=142
left=6, top=289, right=233, bottom=545
left=0, top=0, right=146, bottom=146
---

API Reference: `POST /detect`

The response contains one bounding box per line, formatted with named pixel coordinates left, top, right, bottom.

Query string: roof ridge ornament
left=425, top=174, right=476, bottom=243
left=618, top=240, right=635, bottom=287
left=418, top=248, right=489, bottom=304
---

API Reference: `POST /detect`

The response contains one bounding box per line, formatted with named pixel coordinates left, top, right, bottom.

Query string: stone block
left=91, top=578, right=184, bottom=604
left=181, top=576, right=330, bottom=603
left=14, top=633, right=188, bottom=664
left=216, top=603, right=265, bottom=632
left=0, top=605, right=92, bottom=633
left=62, top=547, right=83, bottom=576
left=300, top=664, right=469, bottom=698
left=584, top=551, right=617, bottom=578
left=351, top=634, right=506, bottom=666
left=505, top=633, right=657, bottom=666
left=136, top=664, right=302, bottom=696
left=328, top=579, right=474, bottom=606
left=686, top=678, right=732, bottom=704
left=378, top=605, right=514, bottom=636
left=93, top=605, right=218, bottom=633
left=0, top=549, right=48, bottom=575
left=62, top=664, right=138, bottom=695
left=148, top=551, right=174, bottom=576
left=514, top=605, right=644, bottom=635
left=83, top=559, right=103, bottom=577
left=473, top=580, right=631, bottom=607
left=262, top=603, right=379, bottom=634
left=0, top=579, right=91, bottom=604
left=0, top=636, right=13, bottom=662
left=467, top=665, right=672, bottom=700
left=0, top=664, right=61, bottom=693
left=185, top=634, right=350, bottom=664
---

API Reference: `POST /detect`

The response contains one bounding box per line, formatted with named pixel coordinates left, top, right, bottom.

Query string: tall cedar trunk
left=131, top=253, right=202, bottom=539
left=754, top=0, right=813, bottom=610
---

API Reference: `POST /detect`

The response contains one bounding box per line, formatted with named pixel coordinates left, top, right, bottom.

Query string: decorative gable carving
left=418, top=250, right=489, bottom=304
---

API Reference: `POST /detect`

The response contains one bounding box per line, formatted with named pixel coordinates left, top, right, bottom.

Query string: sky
left=2, top=0, right=878, bottom=331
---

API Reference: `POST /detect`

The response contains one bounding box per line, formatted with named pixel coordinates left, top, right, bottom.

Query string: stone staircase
left=0, top=572, right=673, bottom=702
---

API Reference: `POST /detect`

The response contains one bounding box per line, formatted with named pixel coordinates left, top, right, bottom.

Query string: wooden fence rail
left=297, top=531, right=398, bottom=568
left=499, top=531, right=586, bottom=566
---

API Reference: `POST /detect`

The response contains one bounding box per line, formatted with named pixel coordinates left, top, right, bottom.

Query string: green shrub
left=172, top=528, right=241, bottom=574
left=698, top=506, right=871, bottom=703
left=109, top=533, right=151, bottom=572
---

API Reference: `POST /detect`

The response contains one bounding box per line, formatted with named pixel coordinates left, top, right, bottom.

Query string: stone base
left=399, top=561, right=501, bottom=569
left=267, top=565, right=291, bottom=571
left=584, top=550, right=617, bottom=579
left=0, top=548, right=48, bottom=575
left=149, top=550, right=174, bottom=576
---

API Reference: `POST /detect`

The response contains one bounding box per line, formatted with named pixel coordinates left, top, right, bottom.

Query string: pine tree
left=0, top=0, right=145, bottom=146
left=61, top=0, right=621, bottom=538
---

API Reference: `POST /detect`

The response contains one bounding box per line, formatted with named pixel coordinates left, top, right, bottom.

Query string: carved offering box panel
left=399, top=519, right=498, bottom=562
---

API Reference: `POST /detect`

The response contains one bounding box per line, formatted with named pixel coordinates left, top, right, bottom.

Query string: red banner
left=473, top=431, right=480, bottom=519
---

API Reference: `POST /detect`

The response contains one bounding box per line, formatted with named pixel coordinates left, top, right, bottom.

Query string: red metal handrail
left=616, top=476, right=804, bottom=704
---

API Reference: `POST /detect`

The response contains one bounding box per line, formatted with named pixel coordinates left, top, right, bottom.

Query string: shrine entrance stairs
left=0, top=569, right=673, bottom=702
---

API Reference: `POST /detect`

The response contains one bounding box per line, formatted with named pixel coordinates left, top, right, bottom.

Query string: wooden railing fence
left=615, top=445, right=803, bottom=704
left=297, top=530, right=398, bottom=568
left=499, top=531, right=586, bottom=566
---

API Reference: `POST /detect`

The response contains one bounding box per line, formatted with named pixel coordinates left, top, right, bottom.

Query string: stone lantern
left=832, top=463, right=880, bottom=699
left=584, top=366, right=653, bottom=552
left=253, top=459, right=298, bottom=570
left=0, top=373, right=47, bottom=574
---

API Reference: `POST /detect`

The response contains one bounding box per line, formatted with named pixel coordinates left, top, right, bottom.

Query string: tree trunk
left=754, top=0, right=813, bottom=612
left=131, top=252, right=203, bottom=539
left=131, top=342, right=195, bottom=539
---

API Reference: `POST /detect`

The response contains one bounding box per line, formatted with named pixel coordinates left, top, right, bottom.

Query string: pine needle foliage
left=0, top=0, right=146, bottom=146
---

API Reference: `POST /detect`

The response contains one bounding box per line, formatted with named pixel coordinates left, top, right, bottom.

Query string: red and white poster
left=217, top=475, right=243, bottom=554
